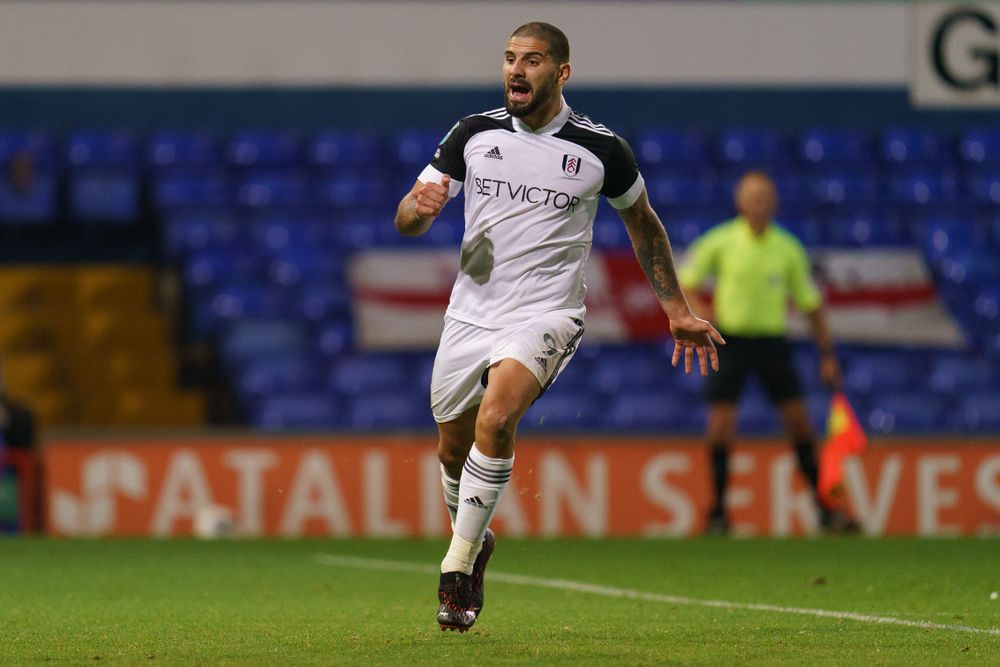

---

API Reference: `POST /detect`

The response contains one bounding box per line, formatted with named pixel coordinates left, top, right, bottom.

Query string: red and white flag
left=349, top=248, right=964, bottom=350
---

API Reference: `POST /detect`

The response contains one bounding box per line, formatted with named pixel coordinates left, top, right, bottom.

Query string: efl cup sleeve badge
left=562, top=154, right=582, bottom=177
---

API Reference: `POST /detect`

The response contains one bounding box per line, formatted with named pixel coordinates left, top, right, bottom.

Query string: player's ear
left=559, top=62, right=571, bottom=85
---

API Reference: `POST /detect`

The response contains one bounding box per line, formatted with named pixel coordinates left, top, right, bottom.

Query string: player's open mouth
left=508, top=82, right=531, bottom=103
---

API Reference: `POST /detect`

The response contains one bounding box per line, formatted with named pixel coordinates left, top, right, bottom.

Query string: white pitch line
left=314, top=553, right=1000, bottom=637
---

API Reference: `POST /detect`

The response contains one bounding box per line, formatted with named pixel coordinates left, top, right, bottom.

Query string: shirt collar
left=511, top=96, right=571, bottom=135
left=735, top=216, right=773, bottom=240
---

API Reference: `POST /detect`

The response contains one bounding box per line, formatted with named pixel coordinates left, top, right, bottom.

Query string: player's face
left=503, top=37, right=564, bottom=118
left=735, top=176, right=778, bottom=225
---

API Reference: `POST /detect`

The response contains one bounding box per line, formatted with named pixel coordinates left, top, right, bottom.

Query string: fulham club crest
left=562, top=154, right=582, bottom=177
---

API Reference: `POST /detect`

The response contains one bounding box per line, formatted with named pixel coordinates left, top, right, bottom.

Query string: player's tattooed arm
left=618, top=188, right=726, bottom=374
left=617, top=189, right=686, bottom=312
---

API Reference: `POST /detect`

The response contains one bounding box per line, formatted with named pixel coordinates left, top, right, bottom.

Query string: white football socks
left=440, top=443, right=513, bottom=574
left=440, top=464, right=460, bottom=527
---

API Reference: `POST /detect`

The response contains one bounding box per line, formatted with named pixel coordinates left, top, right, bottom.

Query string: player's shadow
left=460, top=232, right=494, bottom=285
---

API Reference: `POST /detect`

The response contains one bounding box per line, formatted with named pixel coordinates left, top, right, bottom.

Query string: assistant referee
left=679, top=171, right=844, bottom=535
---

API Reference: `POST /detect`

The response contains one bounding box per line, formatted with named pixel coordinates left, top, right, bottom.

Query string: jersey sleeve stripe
left=567, top=117, right=614, bottom=137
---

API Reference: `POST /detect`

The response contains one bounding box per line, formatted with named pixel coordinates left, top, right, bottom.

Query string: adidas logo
left=484, top=146, right=503, bottom=160
left=463, top=495, right=488, bottom=509
left=534, top=356, right=548, bottom=371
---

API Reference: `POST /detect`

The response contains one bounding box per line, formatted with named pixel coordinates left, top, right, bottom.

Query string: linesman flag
left=818, top=393, right=868, bottom=510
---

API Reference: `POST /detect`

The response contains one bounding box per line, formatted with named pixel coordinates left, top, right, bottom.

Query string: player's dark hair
left=511, top=22, right=570, bottom=64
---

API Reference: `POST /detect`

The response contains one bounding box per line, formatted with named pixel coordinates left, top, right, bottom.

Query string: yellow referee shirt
left=678, top=216, right=821, bottom=336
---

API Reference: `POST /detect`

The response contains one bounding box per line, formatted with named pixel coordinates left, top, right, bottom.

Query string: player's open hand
left=415, top=175, right=451, bottom=220
left=669, top=312, right=725, bottom=376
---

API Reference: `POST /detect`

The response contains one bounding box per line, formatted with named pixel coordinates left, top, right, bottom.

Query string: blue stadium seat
left=219, top=318, right=309, bottom=366
left=236, top=355, right=325, bottom=403
left=825, top=207, right=908, bottom=246
left=522, top=390, right=604, bottom=431
left=716, top=129, right=791, bottom=167
left=593, top=348, right=669, bottom=394
left=605, top=389, right=700, bottom=431
left=770, top=171, right=811, bottom=207
left=66, top=130, right=137, bottom=166
left=266, top=248, right=341, bottom=288
left=919, top=216, right=985, bottom=262
left=314, top=169, right=391, bottom=210
left=964, top=168, right=1000, bottom=206
left=867, top=393, right=946, bottom=433
left=147, top=130, right=221, bottom=168
left=634, top=129, right=711, bottom=167
left=328, top=212, right=399, bottom=251
left=347, top=391, right=432, bottom=430
left=928, top=354, right=996, bottom=395
left=183, top=249, right=262, bottom=289
left=880, top=127, right=951, bottom=166
left=592, top=212, right=631, bottom=249
left=807, top=168, right=879, bottom=205
left=315, top=319, right=353, bottom=359
left=843, top=352, right=920, bottom=396
left=0, top=167, right=56, bottom=224
left=736, top=387, right=780, bottom=433
left=152, top=167, right=232, bottom=210
left=414, top=353, right=436, bottom=392
left=669, top=362, right=708, bottom=398
left=973, top=285, right=1000, bottom=328
left=958, top=128, right=1000, bottom=165
left=247, top=214, right=329, bottom=254
left=541, top=354, right=592, bottom=394
left=798, top=129, right=873, bottom=165
left=664, top=213, right=720, bottom=247
left=252, top=393, right=343, bottom=431
left=941, top=253, right=997, bottom=288
left=236, top=168, right=310, bottom=208
left=0, top=130, right=57, bottom=223
left=328, top=354, right=412, bottom=396
left=419, top=217, right=465, bottom=247
left=887, top=168, right=959, bottom=205
left=0, top=130, right=55, bottom=165
left=162, top=210, right=241, bottom=262
left=205, top=285, right=294, bottom=335
left=955, top=392, right=1000, bottom=431
left=225, top=130, right=302, bottom=167
left=646, top=168, right=719, bottom=207
left=778, top=214, right=828, bottom=247
left=392, top=129, right=443, bottom=168
left=307, top=129, right=382, bottom=168
left=65, top=130, right=140, bottom=223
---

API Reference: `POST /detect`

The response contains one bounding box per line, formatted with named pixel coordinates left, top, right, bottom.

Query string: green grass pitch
left=1, top=537, right=998, bottom=665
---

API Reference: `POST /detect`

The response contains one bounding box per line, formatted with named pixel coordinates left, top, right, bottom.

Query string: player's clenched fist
left=415, top=175, right=451, bottom=220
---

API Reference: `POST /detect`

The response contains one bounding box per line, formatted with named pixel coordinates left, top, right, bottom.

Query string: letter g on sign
left=931, top=7, right=999, bottom=91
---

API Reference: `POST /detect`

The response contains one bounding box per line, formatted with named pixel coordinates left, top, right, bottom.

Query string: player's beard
left=504, top=71, right=559, bottom=118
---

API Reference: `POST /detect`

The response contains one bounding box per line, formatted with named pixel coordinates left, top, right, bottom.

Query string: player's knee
left=437, top=440, right=468, bottom=472
left=476, top=405, right=517, bottom=446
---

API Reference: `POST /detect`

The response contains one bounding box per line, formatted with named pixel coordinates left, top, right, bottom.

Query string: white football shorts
left=430, top=309, right=586, bottom=423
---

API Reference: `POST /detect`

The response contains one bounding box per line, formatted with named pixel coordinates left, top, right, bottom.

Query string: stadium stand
left=0, top=266, right=205, bottom=426
left=0, top=125, right=997, bottom=433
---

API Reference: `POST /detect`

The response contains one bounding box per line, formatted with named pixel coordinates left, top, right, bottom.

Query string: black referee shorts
left=706, top=333, right=803, bottom=404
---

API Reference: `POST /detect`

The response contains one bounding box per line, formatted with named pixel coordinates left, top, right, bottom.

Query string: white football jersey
left=417, top=98, right=644, bottom=329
